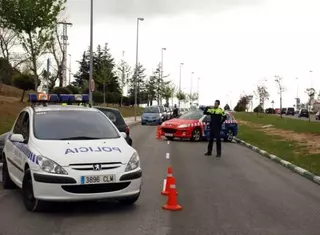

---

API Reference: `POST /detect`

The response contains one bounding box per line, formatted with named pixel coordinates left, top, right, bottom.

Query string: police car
left=2, top=93, right=142, bottom=212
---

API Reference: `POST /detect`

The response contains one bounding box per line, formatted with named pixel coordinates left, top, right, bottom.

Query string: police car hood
left=32, top=138, right=133, bottom=166
left=164, top=118, right=200, bottom=126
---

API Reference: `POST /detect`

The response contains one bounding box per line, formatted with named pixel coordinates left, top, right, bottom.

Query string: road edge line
left=234, top=137, right=320, bottom=186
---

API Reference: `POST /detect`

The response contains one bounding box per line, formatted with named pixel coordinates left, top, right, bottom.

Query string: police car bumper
left=31, top=168, right=142, bottom=201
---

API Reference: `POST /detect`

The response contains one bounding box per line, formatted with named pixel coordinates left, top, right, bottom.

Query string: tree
left=234, top=95, right=250, bottom=112
left=176, top=91, right=186, bottom=103
left=73, top=51, right=89, bottom=88
left=224, top=104, right=230, bottom=111
left=162, top=84, right=175, bottom=107
left=128, top=63, right=146, bottom=105
left=12, top=73, right=36, bottom=102
left=254, top=85, right=269, bottom=109
left=117, top=57, right=131, bottom=106
left=0, top=27, right=17, bottom=61
left=48, top=25, right=64, bottom=87
left=145, top=75, right=157, bottom=106
left=0, top=0, right=67, bottom=90
left=187, top=92, right=198, bottom=105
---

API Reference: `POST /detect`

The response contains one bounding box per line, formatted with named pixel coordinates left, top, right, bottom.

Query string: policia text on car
left=203, top=100, right=226, bottom=157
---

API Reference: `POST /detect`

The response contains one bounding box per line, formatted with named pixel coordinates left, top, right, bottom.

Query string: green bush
left=51, top=86, right=72, bottom=94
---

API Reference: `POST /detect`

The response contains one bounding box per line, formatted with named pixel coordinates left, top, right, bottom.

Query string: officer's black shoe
left=216, top=154, right=221, bottom=158
left=204, top=152, right=212, bottom=156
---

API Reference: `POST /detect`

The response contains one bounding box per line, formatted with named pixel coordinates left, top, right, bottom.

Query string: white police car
left=2, top=93, right=142, bottom=212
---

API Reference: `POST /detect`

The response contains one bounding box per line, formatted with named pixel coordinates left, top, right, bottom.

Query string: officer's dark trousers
left=207, top=128, right=221, bottom=155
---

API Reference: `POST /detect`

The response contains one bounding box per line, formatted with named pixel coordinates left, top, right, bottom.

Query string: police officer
left=203, top=100, right=226, bottom=157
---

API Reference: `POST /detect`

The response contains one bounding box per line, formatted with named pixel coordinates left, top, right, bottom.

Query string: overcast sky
left=61, top=0, right=320, bottom=108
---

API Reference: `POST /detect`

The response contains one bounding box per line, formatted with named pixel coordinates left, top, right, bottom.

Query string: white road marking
left=167, top=141, right=170, bottom=144
left=166, top=152, right=170, bottom=159
left=163, top=179, right=167, bottom=191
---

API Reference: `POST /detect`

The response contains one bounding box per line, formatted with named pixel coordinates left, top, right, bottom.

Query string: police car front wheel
left=22, top=169, right=45, bottom=212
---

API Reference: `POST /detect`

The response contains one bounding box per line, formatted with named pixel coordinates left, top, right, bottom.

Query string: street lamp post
left=134, top=17, right=144, bottom=121
left=197, top=77, right=200, bottom=105
left=178, top=63, right=184, bottom=108
left=88, top=0, right=94, bottom=106
left=271, top=100, right=274, bottom=109
left=160, top=47, right=166, bottom=105
left=275, top=75, right=284, bottom=118
left=190, top=72, right=194, bottom=107
left=68, top=54, right=71, bottom=85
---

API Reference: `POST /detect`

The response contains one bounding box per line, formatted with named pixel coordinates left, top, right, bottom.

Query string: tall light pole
left=134, top=17, right=144, bottom=121
left=178, top=63, right=184, bottom=108
left=275, top=75, right=284, bottom=118
left=88, top=0, right=94, bottom=106
left=160, top=47, right=166, bottom=105
left=197, top=77, right=200, bottom=105
left=189, top=72, right=194, bottom=107
left=68, top=54, right=71, bottom=85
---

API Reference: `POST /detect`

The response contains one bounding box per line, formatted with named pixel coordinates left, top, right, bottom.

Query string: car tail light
left=125, top=126, right=130, bottom=135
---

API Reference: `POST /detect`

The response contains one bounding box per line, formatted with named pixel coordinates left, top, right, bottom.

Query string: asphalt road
left=0, top=125, right=320, bottom=235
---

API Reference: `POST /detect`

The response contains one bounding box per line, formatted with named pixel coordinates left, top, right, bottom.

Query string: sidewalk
left=124, top=116, right=141, bottom=126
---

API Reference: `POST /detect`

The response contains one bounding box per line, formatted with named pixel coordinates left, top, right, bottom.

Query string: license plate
left=80, top=175, right=116, bottom=185
left=165, top=133, right=174, bottom=137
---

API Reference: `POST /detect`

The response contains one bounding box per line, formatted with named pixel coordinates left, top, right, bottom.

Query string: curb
left=234, top=137, right=320, bottom=186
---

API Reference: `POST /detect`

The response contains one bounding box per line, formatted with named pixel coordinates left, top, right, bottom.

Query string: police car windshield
left=179, top=110, right=203, bottom=120
left=33, top=110, right=119, bottom=140
left=144, top=107, right=159, bottom=113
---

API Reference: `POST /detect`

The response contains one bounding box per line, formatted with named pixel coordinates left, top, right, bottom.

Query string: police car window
left=33, top=111, right=119, bottom=140
left=179, top=110, right=203, bottom=120
left=13, top=111, right=26, bottom=134
left=21, top=112, right=30, bottom=140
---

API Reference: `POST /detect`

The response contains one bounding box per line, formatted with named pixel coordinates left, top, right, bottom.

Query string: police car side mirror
left=120, top=132, right=127, bottom=139
left=10, top=134, right=24, bottom=143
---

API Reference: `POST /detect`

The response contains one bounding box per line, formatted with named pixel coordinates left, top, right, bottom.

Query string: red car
left=160, top=110, right=206, bottom=141
left=160, top=109, right=238, bottom=142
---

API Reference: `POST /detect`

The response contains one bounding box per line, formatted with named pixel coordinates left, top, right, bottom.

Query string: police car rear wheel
left=22, top=169, right=44, bottom=212
left=191, top=128, right=201, bottom=141
left=2, top=157, right=16, bottom=189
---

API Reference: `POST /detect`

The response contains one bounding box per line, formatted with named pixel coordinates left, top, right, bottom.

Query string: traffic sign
left=89, top=79, right=95, bottom=92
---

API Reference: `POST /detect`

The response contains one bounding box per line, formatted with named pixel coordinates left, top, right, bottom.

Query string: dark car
left=298, top=109, right=309, bottom=118
left=94, top=106, right=133, bottom=146
left=286, top=107, right=295, bottom=115
left=281, top=108, right=287, bottom=114
left=0, top=133, right=8, bottom=162
left=265, top=108, right=276, bottom=114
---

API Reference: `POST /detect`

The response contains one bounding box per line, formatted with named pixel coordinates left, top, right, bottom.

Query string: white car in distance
left=2, top=93, right=142, bottom=212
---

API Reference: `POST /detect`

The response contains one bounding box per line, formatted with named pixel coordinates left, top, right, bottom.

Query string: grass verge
left=234, top=112, right=320, bottom=134
left=238, top=124, right=320, bottom=175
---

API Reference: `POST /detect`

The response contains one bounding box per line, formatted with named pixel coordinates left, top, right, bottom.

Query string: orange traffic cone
left=161, top=166, right=178, bottom=195
left=156, top=125, right=162, bottom=139
left=162, top=177, right=182, bottom=211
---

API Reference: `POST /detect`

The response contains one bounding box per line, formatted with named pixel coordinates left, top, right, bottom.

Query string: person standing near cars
left=173, top=104, right=179, bottom=118
left=203, top=100, right=226, bottom=157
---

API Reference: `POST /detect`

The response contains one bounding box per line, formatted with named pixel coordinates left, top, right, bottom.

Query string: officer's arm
left=203, top=106, right=209, bottom=115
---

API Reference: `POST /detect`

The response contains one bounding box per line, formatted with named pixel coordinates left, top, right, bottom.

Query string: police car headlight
left=178, top=124, right=190, bottom=128
left=125, top=152, right=140, bottom=172
left=37, top=156, right=68, bottom=175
